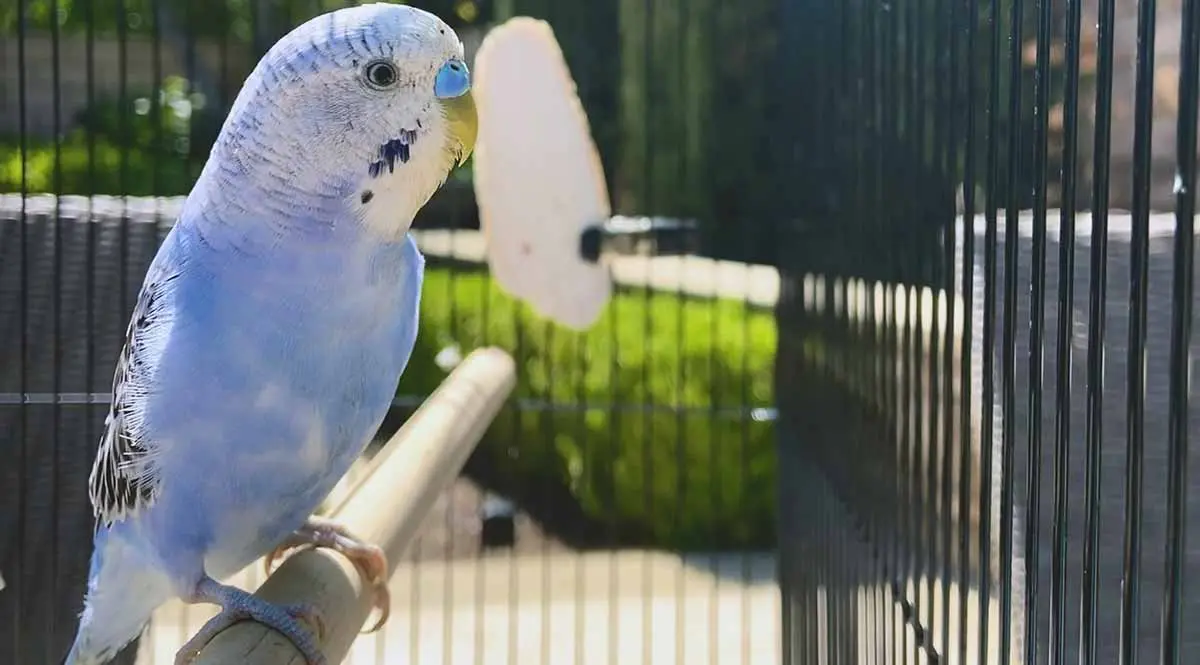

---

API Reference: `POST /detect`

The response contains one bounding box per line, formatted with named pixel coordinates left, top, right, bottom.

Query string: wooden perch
left=189, top=347, right=517, bottom=665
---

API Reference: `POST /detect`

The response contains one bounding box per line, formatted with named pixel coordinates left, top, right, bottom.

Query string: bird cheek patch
left=367, top=128, right=420, bottom=177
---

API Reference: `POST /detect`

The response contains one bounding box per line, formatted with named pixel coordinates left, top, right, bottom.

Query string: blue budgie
left=64, top=5, right=476, bottom=665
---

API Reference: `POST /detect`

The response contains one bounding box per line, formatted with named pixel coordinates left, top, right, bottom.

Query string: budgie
left=64, top=5, right=476, bottom=665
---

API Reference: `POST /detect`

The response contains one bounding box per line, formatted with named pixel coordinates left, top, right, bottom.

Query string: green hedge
left=403, top=266, right=777, bottom=549
left=1, top=77, right=211, bottom=196
left=0, top=131, right=203, bottom=196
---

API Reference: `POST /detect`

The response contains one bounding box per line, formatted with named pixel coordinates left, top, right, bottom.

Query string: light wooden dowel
left=189, top=347, right=517, bottom=665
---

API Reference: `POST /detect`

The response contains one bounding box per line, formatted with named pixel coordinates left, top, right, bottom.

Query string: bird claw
left=265, top=516, right=391, bottom=634
left=174, top=582, right=326, bottom=665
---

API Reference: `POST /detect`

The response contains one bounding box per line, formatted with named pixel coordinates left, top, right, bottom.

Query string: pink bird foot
left=265, top=515, right=390, bottom=633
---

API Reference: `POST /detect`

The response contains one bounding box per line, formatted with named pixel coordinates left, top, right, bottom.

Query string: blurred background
left=3, top=0, right=1200, bottom=664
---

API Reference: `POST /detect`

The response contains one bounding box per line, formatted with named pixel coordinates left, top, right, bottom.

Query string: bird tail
left=64, top=526, right=174, bottom=665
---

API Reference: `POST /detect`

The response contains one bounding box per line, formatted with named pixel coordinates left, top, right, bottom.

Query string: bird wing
left=88, top=261, right=182, bottom=526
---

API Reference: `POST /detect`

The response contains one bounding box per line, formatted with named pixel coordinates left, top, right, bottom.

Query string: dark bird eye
left=365, top=61, right=398, bottom=88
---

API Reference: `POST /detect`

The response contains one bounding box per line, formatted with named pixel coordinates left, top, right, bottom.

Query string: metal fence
left=773, top=1, right=1199, bottom=665
left=4, top=0, right=1198, bottom=664
left=1, top=1, right=777, bottom=664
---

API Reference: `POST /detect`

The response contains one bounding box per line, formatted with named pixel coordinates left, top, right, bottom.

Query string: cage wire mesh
left=4, top=0, right=1200, bottom=664
left=0, top=1, right=777, bottom=664
left=773, top=0, right=1200, bottom=664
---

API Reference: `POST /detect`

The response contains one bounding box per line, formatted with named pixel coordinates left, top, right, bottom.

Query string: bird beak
left=441, top=90, right=477, bottom=167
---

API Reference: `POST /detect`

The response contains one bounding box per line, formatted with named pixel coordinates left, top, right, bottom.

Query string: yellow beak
left=441, top=90, right=477, bottom=167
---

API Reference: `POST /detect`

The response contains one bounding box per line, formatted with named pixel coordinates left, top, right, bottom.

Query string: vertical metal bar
left=860, top=0, right=886, bottom=658
left=810, top=3, right=827, bottom=659
left=574, top=340, right=587, bottom=665
left=999, top=0, right=1026, bottom=661
left=1119, top=0, right=1157, bottom=663
left=818, top=453, right=829, bottom=665
left=151, top=0, right=163, bottom=203
left=935, top=0, right=955, bottom=658
left=507, top=289, right=525, bottom=665
left=901, top=265, right=914, bottom=665
left=115, top=0, right=131, bottom=504
left=84, top=0, right=99, bottom=589
left=837, top=4, right=852, bottom=662
left=980, top=0, right=1006, bottom=660
left=905, top=0, right=928, bottom=655
left=1049, top=0, right=1083, bottom=661
left=850, top=0, right=877, bottom=652
left=872, top=1, right=889, bottom=659
left=1077, top=0, right=1114, bottom=654
left=919, top=0, right=941, bottom=652
left=672, top=0, right=690, bottom=660
left=607, top=269, right=620, bottom=665
left=898, top=0, right=918, bottom=658
left=1024, top=0, right=1054, bottom=658
left=1159, top=1, right=1199, bottom=662
left=864, top=1, right=887, bottom=661
left=707, top=2, right=726, bottom=663
left=535, top=0, right=561, bottom=638
left=13, top=0, right=29, bottom=658
left=807, top=480, right=819, bottom=665
left=739, top=188, right=754, bottom=665
left=709, top=250, right=723, bottom=663
left=149, top=53, right=165, bottom=665
left=740, top=4, right=760, bottom=661
left=218, top=0, right=231, bottom=145
left=540, top=321, right=553, bottom=665
left=923, top=0, right=941, bottom=656
left=958, top=0, right=981, bottom=662
left=117, top=0, right=132, bottom=649
left=886, top=0, right=904, bottom=660
left=870, top=1, right=885, bottom=655
left=48, top=0, right=63, bottom=653
left=568, top=20, right=596, bottom=665
left=638, top=0, right=656, bottom=661
left=939, top=0, right=960, bottom=658
left=779, top=471, right=792, bottom=665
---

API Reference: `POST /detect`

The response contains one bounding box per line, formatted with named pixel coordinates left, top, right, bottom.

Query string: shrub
left=1, top=76, right=217, bottom=196
left=0, top=132, right=203, bottom=196
left=402, top=265, right=778, bottom=550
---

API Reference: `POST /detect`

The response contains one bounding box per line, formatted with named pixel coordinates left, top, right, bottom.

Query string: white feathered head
left=202, top=3, right=477, bottom=238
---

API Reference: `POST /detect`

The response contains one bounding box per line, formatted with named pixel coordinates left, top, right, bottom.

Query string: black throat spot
left=368, top=129, right=419, bottom=178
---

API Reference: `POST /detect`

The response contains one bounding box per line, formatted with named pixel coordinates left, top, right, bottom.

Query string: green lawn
left=404, top=265, right=778, bottom=549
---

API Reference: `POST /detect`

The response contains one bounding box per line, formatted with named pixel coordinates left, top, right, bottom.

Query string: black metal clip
left=578, top=215, right=700, bottom=263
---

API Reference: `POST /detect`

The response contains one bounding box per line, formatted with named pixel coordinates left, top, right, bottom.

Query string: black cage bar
left=774, top=0, right=1200, bottom=664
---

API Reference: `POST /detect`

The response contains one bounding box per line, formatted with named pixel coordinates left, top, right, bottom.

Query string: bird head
left=203, top=3, right=477, bottom=240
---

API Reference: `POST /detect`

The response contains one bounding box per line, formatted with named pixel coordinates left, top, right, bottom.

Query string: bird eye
left=364, top=60, right=398, bottom=89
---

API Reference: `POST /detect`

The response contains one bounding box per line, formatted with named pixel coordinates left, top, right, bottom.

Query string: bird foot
left=265, top=515, right=391, bottom=633
left=174, top=576, right=326, bottom=665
